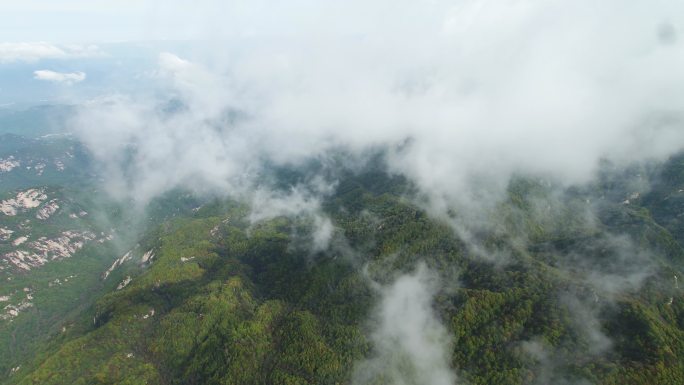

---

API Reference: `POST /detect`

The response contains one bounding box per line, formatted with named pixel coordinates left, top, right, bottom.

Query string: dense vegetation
left=4, top=153, right=684, bottom=384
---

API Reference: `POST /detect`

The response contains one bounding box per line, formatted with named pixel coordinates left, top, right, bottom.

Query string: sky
left=1, top=1, right=151, bottom=43
left=0, top=0, right=417, bottom=43
left=0, top=1, right=191, bottom=103
left=0, top=0, right=406, bottom=103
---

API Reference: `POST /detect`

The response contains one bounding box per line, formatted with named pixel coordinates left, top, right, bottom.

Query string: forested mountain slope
left=7, top=155, right=684, bottom=385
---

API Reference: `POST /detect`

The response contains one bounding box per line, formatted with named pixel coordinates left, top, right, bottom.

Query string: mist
left=353, top=264, right=458, bottom=385
left=69, top=1, right=684, bottom=216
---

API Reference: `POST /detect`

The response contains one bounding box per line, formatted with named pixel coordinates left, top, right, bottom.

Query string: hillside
left=5, top=156, right=684, bottom=385
left=4, top=3, right=684, bottom=384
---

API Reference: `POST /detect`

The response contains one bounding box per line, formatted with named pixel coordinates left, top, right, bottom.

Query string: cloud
left=0, top=42, right=103, bottom=63
left=33, top=70, right=86, bottom=85
left=520, top=339, right=593, bottom=385
left=353, top=264, right=458, bottom=385
left=562, top=234, right=657, bottom=296
left=70, top=1, right=684, bottom=215
left=248, top=183, right=335, bottom=253
left=519, top=291, right=611, bottom=385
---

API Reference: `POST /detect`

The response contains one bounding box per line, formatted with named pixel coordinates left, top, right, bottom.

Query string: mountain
left=3, top=156, right=683, bottom=385
left=0, top=110, right=205, bottom=380
left=3, top=3, right=684, bottom=384
left=0, top=125, right=120, bottom=379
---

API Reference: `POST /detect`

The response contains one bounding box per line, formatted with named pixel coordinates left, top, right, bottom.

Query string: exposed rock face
left=0, top=156, right=20, bottom=173
left=18, top=219, right=31, bottom=231
left=210, top=225, right=220, bottom=237
left=103, top=251, right=132, bottom=280
left=36, top=199, right=60, bottom=220
left=117, top=276, right=132, bottom=290
left=1, top=299, right=33, bottom=321
left=69, top=211, right=89, bottom=219
left=34, top=163, right=46, bottom=176
left=0, top=227, right=13, bottom=241
left=48, top=275, right=77, bottom=287
left=2, top=231, right=97, bottom=271
left=11, top=236, right=28, bottom=246
left=142, top=309, right=155, bottom=319
left=2, top=251, right=41, bottom=271
left=29, top=231, right=96, bottom=261
left=0, top=288, right=34, bottom=321
left=0, top=189, right=48, bottom=216
left=141, top=249, right=155, bottom=264
left=97, top=233, right=114, bottom=243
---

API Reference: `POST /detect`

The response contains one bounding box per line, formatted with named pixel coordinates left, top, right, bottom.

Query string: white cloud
left=248, top=182, right=336, bottom=253
left=353, top=264, right=458, bottom=385
left=33, top=70, right=86, bottom=85
left=0, top=42, right=103, bottom=63
left=71, top=1, right=684, bottom=215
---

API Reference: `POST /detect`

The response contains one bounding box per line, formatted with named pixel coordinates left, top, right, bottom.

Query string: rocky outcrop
left=141, top=249, right=155, bottom=264
left=34, top=163, right=46, bottom=176
left=103, top=251, right=132, bottom=280
left=0, top=189, right=48, bottom=216
left=0, top=156, right=20, bottom=173
left=0, top=227, right=13, bottom=241
left=11, top=236, right=28, bottom=246
left=2, top=231, right=97, bottom=271
left=2, top=250, right=44, bottom=271
left=117, top=276, right=132, bottom=290
left=36, top=199, right=60, bottom=220
left=29, top=231, right=96, bottom=261
left=0, top=288, right=33, bottom=321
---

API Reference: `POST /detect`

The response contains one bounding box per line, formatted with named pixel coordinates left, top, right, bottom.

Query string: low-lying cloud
left=249, top=183, right=335, bottom=253
left=70, top=1, right=684, bottom=215
left=353, top=264, right=458, bottom=385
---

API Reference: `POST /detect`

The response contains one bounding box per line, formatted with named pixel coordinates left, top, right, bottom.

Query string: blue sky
left=0, top=1, right=159, bottom=103
left=0, top=0, right=378, bottom=43
left=0, top=42, right=162, bottom=104
left=1, top=1, right=155, bottom=43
